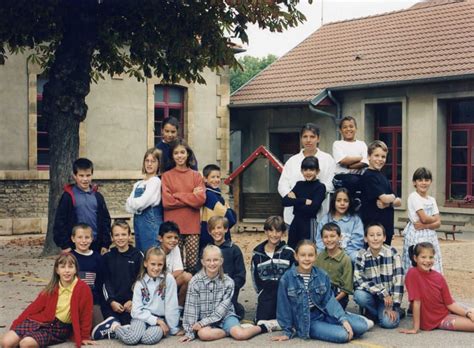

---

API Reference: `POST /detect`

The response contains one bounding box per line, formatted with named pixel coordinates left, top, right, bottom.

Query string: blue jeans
left=354, top=290, right=400, bottom=329
left=133, top=187, right=163, bottom=253
left=309, top=311, right=368, bottom=343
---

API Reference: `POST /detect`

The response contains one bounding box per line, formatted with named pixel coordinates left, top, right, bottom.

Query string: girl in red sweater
left=2, top=253, right=94, bottom=347
left=161, top=139, right=206, bottom=274
left=401, top=242, right=474, bottom=334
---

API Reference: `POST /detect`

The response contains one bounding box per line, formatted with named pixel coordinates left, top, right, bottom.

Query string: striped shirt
left=298, top=272, right=315, bottom=308
left=354, top=244, right=404, bottom=307
left=182, top=270, right=236, bottom=340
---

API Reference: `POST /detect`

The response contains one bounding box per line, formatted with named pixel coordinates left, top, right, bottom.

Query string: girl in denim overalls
left=272, top=240, right=372, bottom=343
left=126, top=148, right=163, bottom=253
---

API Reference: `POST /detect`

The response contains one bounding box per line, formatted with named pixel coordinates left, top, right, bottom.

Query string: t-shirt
left=166, top=246, right=184, bottom=273
left=407, top=192, right=439, bottom=223
left=333, top=139, right=368, bottom=174
left=298, top=272, right=315, bottom=307
left=405, top=267, right=454, bottom=330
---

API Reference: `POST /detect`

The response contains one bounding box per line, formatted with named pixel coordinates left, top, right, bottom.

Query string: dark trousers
left=333, top=173, right=362, bottom=197
left=255, top=287, right=278, bottom=322
left=100, top=302, right=132, bottom=325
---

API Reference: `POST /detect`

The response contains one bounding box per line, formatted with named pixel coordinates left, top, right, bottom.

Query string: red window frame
left=446, top=98, right=474, bottom=203
left=37, top=77, right=50, bottom=170
left=374, top=103, right=402, bottom=197
left=154, top=86, right=184, bottom=146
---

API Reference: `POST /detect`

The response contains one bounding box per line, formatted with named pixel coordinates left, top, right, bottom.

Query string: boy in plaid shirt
left=354, top=223, right=404, bottom=329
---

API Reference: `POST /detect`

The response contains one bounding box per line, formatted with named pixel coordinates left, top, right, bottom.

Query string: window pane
left=169, top=108, right=181, bottom=120
left=379, top=132, right=392, bottom=146
left=37, top=77, right=47, bottom=94
left=375, top=103, right=402, bottom=126
left=155, top=107, right=164, bottom=121
left=396, top=182, right=402, bottom=197
left=37, top=135, right=49, bottom=149
left=37, top=151, right=49, bottom=166
left=397, top=132, right=402, bottom=144
left=451, top=149, right=467, bottom=164
left=451, top=131, right=467, bottom=146
left=397, top=166, right=402, bottom=181
left=154, top=86, right=164, bottom=102
left=384, top=165, right=392, bottom=178
left=396, top=149, right=402, bottom=164
left=168, top=88, right=182, bottom=103
left=386, top=151, right=392, bottom=164
left=451, top=166, right=467, bottom=182
left=451, top=99, right=474, bottom=124
left=450, top=184, right=467, bottom=200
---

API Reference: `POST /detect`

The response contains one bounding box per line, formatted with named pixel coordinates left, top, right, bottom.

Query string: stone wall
left=0, top=179, right=135, bottom=235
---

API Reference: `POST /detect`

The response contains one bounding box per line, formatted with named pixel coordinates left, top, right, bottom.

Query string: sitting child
left=315, top=222, right=353, bottom=309
left=251, top=215, right=295, bottom=327
left=354, top=223, right=404, bottom=329
left=400, top=242, right=474, bottom=334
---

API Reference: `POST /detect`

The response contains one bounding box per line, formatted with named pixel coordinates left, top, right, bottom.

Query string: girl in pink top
left=401, top=242, right=474, bottom=334
left=161, top=139, right=206, bottom=273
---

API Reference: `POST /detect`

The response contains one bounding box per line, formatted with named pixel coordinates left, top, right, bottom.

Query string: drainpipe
left=327, top=90, right=342, bottom=139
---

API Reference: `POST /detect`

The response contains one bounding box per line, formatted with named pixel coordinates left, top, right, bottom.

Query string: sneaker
left=92, top=316, right=118, bottom=340
left=360, top=316, right=375, bottom=330
left=240, top=323, right=255, bottom=329
left=257, top=319, right=281, bottom=332
left=398, top=307, right=406, bottom=320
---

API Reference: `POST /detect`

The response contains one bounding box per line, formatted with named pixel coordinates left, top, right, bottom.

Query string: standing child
left=179, top=245, right=272, bottom=342
left=156, top=117, right=198, bottom=173
left=402, top=167, right=442, bottom=273
left=2, top=253, right=94, bottom=348
left=54, top=157, right=111, bottom=254
left=400, top=242, right=474, bottom=334
left=315, top=188, right=364, bottom=262
left=93, top=247, right=181, bottom=344
left=94, top=220, right=143, bottom=339
left=332, top=116, right=368, bottom=199
left=126, top=148, right=163, bottom=253
left=157, top=221, right=192, bottom=308
left=161, top=139, right=206, bottom=273
left=315, top=223, right=353, bottom=309
left=360, top=140, right=401, bottom=245
left=272, top=240, right=371, bottom=343
left=200, top=164, right=237, bottom=251
left=251, top=215, right=295, bottom=326
left=207, top=216, right=246, bottom=319
left=354, top=223, right=404, bottom=329
left=70, top=223, right=103, bottom=326
left=282, top=156, right=326, bottom=250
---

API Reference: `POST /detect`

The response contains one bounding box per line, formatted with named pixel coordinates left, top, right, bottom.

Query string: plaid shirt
left=182, top=270, right=235, bottom=340
left=354, top=244, right=404, bottom=307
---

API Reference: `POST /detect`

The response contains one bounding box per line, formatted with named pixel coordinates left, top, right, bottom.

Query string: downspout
left=308, top=88, right=342, bottom=139
left=327, top=90, right=342, bottom=139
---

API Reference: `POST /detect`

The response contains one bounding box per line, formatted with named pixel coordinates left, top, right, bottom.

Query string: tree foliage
left=230, top=54, right=278, bottom=93
left=0, top=0, right=309, bottom=255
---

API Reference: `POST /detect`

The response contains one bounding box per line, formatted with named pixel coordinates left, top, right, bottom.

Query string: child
left=402, top=167, right=442, bottom=273
left=157, top=221, right=192, bottom=307
left=354, top=223, right=404, bottom=329
left=156, top=117, right=198, bottom=173
left=208, top=216, right=246, bottom=319
left=251, top=215, right=295, bottom=326
left=125, top=148, right=163, bottom=253
left=70, top=223, right=103, bottom=326
left=93, top=247, right=181, bottom=344
left=360, top=140, right=401, bottom=245
left=332, top=116, right=368, bottom=198
left=315, top=223, right=353, bottom=309
left=179, top=245, right=272, bottom=342
left=272, top=240, right=371, bottom=343
left=400, top=242, right=474, bottom=334
left=315, top=188, right=364, bottom=262
left=161, top=139, right=206, bottom=273
left=53, top=157, right=112, bottom=254
left=2, top=253, right=94, bottom=348
left=282, top=156, right=326, bottom=249
left=95, top=219, right=143, bottom=338
left=200, top=164, right=237, bottom=250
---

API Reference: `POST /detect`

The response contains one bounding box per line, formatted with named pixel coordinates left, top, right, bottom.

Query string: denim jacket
left=277, top=265, right=348, bottom=339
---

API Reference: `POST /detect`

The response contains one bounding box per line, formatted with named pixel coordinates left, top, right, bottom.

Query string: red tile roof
left=230, top=0, right=474, bottom=106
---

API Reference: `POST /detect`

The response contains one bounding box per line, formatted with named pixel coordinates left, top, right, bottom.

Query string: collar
left=74, top=249, right=93, bottom=256
left=143, top=273, right=165, bottom=283
left=366, top=244, right=391, bottom=258
left=59, top=277, right=78, bottom=293
left=199, top=269, right=220, bottom=285
left=205, top=185, right=222, bottom=195
left=320, top=248, right=345, bottom=262
left=330, top=213, right=352, bottom=223
left=215, top=239, right=232, bottom=248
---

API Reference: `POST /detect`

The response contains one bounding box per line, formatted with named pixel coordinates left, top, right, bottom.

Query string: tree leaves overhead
left=230, top=54, right=278, bottom=93
left=0, top=0, right=308, bottom=83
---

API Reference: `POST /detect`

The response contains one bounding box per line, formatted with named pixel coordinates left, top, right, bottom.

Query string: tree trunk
left=41, top=2, right=97, bottom=256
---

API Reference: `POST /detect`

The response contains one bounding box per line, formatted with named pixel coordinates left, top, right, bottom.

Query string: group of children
left=3, top=116, right=474, bottom=347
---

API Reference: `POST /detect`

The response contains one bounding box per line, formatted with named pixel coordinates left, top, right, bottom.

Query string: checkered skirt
left=14, top=318, right=72, bottom=348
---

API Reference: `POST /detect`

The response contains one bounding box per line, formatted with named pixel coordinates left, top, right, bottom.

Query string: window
left=37, top=77, right=49, bottom=170
left=446, top=98, right=474, bottom=200
left=374, top=103, right=402, bottom=197
left=154, top=86, right=184, bottom=145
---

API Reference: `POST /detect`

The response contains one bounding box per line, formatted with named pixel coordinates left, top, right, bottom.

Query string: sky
left=241, top=0, right=421, bottom=58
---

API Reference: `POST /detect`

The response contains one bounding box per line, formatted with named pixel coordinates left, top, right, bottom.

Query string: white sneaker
left=240, top=323, right=255, bottom=329
left=257, top=319, right=281, bottom=332
left=361, top=316, right=374, bottom=330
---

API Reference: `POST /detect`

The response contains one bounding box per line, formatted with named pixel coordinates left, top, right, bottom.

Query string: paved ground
left=1, top=235, right=473, bottom=347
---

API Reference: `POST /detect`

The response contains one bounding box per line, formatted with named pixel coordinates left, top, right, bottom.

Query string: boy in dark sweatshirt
left=94, top=220, right=143, bottom=339
left=251, top=216, right=295, bottom=327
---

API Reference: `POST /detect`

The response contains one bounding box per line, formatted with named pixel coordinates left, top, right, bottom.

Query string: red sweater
left=162, top=167, right=206, bottom=234
left=11, top=279, right=93, bottom=347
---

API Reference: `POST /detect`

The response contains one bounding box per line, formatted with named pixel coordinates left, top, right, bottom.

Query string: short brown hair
left=111, top=219, right=131, bottom=235
left=263, top=216, right=286, bottom=233
left=207, top=216, right=228, bottom=232
left=141, top=148, right=161, bottom=175
left=71, top=223, right=92, bottom=237
left=367, top=140, right=388, bottom=155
